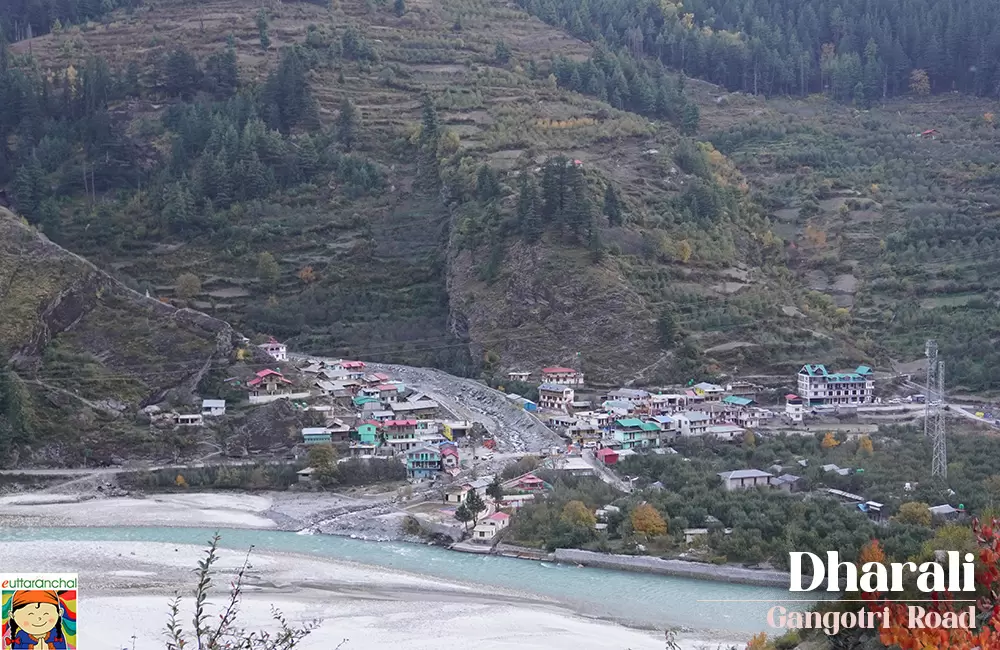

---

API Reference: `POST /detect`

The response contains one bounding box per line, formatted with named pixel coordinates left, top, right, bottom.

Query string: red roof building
left=541, top=367, right=584, bottom=386
left=596, top=448, right=619, bottom=465
left=341, top=361, right=365, bottom=369
left=247, top=369, right=293, bottom=387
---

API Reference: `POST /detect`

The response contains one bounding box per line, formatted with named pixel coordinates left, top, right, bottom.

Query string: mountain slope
left=0, top=0, right=861, bottom=386
left=0, top=207, right=240, bottom=464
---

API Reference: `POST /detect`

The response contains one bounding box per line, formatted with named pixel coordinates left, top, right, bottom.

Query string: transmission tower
left=924, top=339, right=947, bottom=478
left=924, top=340, right=938, bottom=439
left=931, top=361, right=948, bottom=478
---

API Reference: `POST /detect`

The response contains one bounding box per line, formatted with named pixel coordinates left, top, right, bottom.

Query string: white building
left=541, top=367, right=584, bottom=386
left=796, top=364, right=874, bottom=406
left=705, top=424, right=746, bottom=441
left=785, top=394, right=804, bottom=422
left=673, top=411, right=711, bottom=436
left=692, top=382, right=725, bottom=402
left=201, top=399, right=226, bottom=416
left=718, top=469, right=773, bottom=491
left=507, top=371, right=532, bottom=382
left=472, top=512, right=511, bottom=542
left=607, top=388, right=650, bottom=405
left=538, top=383, right=574, bottom=412
left=259, top=337, right=287, bottom=362
left=174, top=413, right=203, bottom=427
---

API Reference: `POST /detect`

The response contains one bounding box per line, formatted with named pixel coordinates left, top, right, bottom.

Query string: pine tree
left=587, top=217, right=604, bottom=262
left=256, top=10, right=271, bottom=50
left=540, top=156, right=566, bottom=221
left=603, top=183, right=622, bottom=225
left=163, top=47, right=202, bottom=99
left=562, top=163, right=590, bottom=237
left=337, top=97, right=358, bottom=151
left=680, top=101, right=700, bottom=135
left=495, top=40, right=512, bottom=65
left=465, top=489, right=486, bottom=524
left=517, top=174, right=541, bottom=240
left=13, top=154, right=45, bottom=219
left=393, top=0, right=405, bottom=17
left=476, top=164, right=500, bottom=201
left=205, top=44, right=239, bottom=97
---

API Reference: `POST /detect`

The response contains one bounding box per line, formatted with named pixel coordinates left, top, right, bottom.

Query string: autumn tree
left=631, top=503, right=667, bottom=537
left=561, top=500, right=597, bottom=529
left=297, top=266, right=317, bottom=284
left=909, top=68, right=930, bottom=95
left=865, top=519, right=1000, bottom=650
left=308, top=443, right=338, bottom=486
left=677, top=240, right=692, bottom=263
left=895, top=501, right=931, bottom=527
left=175, top=272, right=201, bottom=299
left=742, top=429, right=756, bottom=449
left=858, top=539, right=885, bottom=566
left=858, top=434, right=874, bottom=456
left=821, top=432, right=840, bottom=449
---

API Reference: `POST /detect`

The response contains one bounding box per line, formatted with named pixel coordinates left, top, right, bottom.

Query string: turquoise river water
left=0, top=526, right=820, bottom=633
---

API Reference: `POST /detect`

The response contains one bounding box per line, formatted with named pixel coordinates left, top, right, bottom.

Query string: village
left=133, top=331, right=986, bottom=557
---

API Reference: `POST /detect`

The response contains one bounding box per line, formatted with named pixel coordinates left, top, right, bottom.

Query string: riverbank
left=0, top=490, right=796, bottom=589
left=1, top=539, right=696, bottom=650
left=1, top=537, right=752, bottom=650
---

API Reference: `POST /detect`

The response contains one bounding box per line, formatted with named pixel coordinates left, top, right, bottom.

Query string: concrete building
left=797, top=364, right=874, bottom=406
left=718, top=469, right=774, bottom=491
left=541, top=367, right=584, bottom=386
left=201, top=399, right=226, bottom=416
left=785, top=394, right=804, bottom=422
left=673, top=411, right=711, bottom=436
left=538, top=383, right=575, bottom=412
left=259, top=337, right=287, bottom=362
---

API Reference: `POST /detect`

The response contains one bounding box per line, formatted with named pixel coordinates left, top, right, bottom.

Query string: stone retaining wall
left=553, top=548, right=792, bottom=587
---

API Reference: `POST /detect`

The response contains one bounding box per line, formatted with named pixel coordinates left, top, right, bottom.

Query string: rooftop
left=542, top=366, right=577, bottom=374
left=722, top=395, right=753, bottom=406
left=539, top=382, right=572, bottom=392
left=391, top=400, right=439, bottom=411
left=609, top=388, right=650, bottom=399
left=202, top=399, right=225, bottom=408
left=385, top=419, right=419, bottom=427
left=718, top=469, right=773, bottom=480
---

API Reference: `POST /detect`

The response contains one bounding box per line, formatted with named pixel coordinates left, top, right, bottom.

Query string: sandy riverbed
left=0, top=541, right=745, bottom=650
left=0, top=493, right=750, bottom=649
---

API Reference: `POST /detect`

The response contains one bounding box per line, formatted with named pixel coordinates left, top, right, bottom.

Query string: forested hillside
left=2, top=0, right=999, bottom=393
left=524, top=0, right=1000, bottom=101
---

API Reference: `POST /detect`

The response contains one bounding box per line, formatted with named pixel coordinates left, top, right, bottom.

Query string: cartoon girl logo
left=2, top=590, right=76, bottom=650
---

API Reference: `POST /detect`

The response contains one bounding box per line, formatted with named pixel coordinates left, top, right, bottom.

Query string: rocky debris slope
left=365, top=362, right=562, bottom=453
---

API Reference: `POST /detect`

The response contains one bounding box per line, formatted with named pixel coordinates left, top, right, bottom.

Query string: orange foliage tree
left=631, top=503, right=667, bottom=537
left=862, top=520, right=1000, bottom=649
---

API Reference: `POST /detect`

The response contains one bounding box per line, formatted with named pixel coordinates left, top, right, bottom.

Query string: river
left=0, top=526, right=816, bottom=634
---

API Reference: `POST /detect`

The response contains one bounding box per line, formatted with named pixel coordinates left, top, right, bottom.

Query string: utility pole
left=925, top=339, right=947, bottom=478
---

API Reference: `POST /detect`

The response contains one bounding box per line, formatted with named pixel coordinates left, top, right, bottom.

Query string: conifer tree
left=336, top=97, right=358, bottom=151
left=603, top=183, right=622, bottom=225
left=517, top=174, right=541, bottom=240
left=256, top=10, right=270, bottom=50
left=476, top=164, right=500, bottom=202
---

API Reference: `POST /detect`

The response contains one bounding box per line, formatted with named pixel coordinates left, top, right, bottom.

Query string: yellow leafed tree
left=821, top=432, right=840, bottom=448
left=858, top=434, right=874, bottom=455
left=631, top=503, right=667, bottom=537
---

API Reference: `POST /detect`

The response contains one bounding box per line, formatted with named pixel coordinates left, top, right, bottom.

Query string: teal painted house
left=405, top=446, right=442, bottom=479
left=350, top=422, right=380, bottom=455
left=612, top=418, right=662, bottom=449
